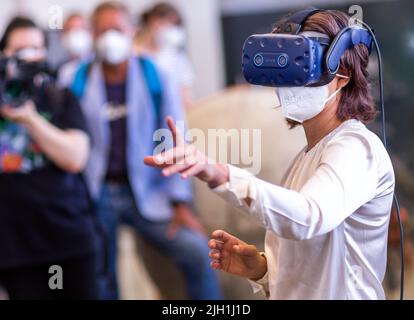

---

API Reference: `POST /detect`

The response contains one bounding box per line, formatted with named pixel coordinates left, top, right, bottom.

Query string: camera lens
left=254, top=54, right=264, bottom=66
left=278, top=55, right=288, bottom=67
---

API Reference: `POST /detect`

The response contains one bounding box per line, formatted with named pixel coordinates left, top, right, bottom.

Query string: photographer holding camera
left=0, top=17, right=99, bottom=299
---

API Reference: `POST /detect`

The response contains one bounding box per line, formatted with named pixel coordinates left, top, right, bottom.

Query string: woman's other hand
left=208, top=229, right=267, bottom=281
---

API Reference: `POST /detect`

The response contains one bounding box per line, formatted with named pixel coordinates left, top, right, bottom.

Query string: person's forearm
left=25, top=112, right=89, bottom=173
left=213, top=162, right=373, bottom=241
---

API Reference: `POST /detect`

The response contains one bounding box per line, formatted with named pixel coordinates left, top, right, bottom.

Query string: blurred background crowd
left=0, top=0, right=412, bottom=300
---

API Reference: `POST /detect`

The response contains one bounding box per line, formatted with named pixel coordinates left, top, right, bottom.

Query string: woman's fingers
left=160, top=144, right=198, bottom=165
left=144, top=152, right=185, bottom=168
left=208, top=241, right=223, bottom=270
left=211, top=229, right=233, bottom=243
left=145, top=144, right=202, bottom=177
left=166, top=116, right=185, bottom=147
left=162, top=163, right=192, bottom=177
left=209, top=249, right=221, bottom=260
left=144, top=117, right=186, bottom=168
left=211, top=229, right=225, bottom=241
left=158, top=146, right=187, bottom=165
left=144, top=156, right=168, bottom=168
left=180, top=161, right=206, bottom=179
left=210, top=260, right=221, bottom=270
left=208, top=239, right=223, bottom=250
left=145, top=145, right=188, bottom=168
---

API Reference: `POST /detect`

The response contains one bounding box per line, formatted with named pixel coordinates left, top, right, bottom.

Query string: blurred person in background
left=145, top=10, right=395, bottom=300
left=57, top=13, right=93, bottom=87
left=385, top=206, right=413, bottom=296
left=69, top=1, right=221, bottom=300
left=135, top=2, right=195, bottom=110
left=0, top=17, right=99, bottom=299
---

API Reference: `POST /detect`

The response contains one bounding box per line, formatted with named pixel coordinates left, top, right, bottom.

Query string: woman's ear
left=336, top=67, right=351, bottom=89
left=337, top=76, right=350, bottom=89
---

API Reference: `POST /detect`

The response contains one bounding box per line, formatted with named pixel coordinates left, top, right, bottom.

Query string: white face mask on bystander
left=15, top=47, right=47, bottom=62
left=96, top=30, right=132, bottom=65
left=62, top=29, right=92, bottom=58
left=275, top=74, right=350, bottom=123
left=156, top=26, right=186, bottom=51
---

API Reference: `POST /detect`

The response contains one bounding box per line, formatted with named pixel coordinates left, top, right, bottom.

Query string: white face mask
left=63, top=29, right=92, bottom=58
left=275, top=74, right=350, bottom=123
left=156, top=26, right=186, bottom=51
left=96, top=30, right=132, bottom=65
left=15, top=47, right=47, bottom=62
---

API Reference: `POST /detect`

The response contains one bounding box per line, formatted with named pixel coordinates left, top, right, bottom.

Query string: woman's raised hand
left=144, top=116, right=229, bottom=188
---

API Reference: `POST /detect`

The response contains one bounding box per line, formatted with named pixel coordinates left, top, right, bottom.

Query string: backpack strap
left=70, top=57, right=163, bottom=129
left=70, top=62, right=92, bottom=100
left=138, top=57, right=163, bottom=130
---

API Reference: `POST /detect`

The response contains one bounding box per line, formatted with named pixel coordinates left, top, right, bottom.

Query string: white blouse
left=213, top=120, right=395, bottom=299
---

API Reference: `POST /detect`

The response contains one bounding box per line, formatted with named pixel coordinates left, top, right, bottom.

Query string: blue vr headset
left=242, top=7, right=374, bottom=87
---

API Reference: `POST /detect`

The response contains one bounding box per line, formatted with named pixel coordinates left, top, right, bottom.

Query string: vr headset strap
left=278, top=7, right=322, bottom=34
left=326, top=27, right=373, bottom=74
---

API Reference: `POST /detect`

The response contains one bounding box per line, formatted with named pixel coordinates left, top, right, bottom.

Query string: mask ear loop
left=273, top=87, right=285, bottom=109
left=324, top=86, right=343, bottom=105
left=323, top=73, right=351, bottom=105
left=336, top=74, right=350, bottom=79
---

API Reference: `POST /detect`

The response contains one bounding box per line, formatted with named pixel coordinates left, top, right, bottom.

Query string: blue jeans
left=96, top=183, right=222, bottom=300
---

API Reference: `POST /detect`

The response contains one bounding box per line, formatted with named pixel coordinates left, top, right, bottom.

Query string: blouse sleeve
left=212, top=132, right=379, bottom=240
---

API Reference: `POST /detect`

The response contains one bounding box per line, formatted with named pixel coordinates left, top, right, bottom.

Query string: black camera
left=0, top=56, right=53, bottom=107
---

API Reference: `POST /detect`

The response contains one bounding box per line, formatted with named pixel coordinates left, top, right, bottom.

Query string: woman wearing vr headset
left=144, top=9, right=395, bottom=299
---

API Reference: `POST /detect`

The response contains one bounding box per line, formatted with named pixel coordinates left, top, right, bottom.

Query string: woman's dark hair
left=273, top=10, right=378, bottom=128
left=140, top=2, right=182, bottom=27
left=0, top=16, right=40, bottom=51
